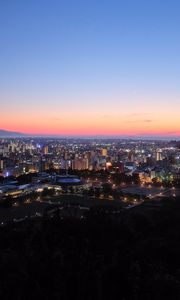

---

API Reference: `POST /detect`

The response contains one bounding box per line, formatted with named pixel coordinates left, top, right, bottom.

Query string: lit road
left=149, top=187, right=179, bottom=199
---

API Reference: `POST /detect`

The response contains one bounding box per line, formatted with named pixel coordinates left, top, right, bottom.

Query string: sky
left=0, top=0, right=180, bottom=137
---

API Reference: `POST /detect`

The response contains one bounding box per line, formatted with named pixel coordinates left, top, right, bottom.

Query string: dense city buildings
left=0, top=138, right=180, bottom=210
left=0, top=138, right=180, bottom=181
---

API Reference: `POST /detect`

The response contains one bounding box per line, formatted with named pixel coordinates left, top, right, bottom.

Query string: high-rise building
left=72, top=157, right=89, bottom=170
left=155, top=149, right=162, bottom=161
left=128, top=151, right=134, bottom=162
left=0, top=159, right=3, bottom=170
left=101, top=148, right=107, bottom=156
left=43, top=145, right=49, bottom=155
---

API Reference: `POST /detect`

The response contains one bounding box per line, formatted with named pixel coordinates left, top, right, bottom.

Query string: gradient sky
left=0, top=0, right=180, bottom=136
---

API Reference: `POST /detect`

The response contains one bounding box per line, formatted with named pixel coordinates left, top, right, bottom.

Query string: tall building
left=101, top=148, right=107, bottom=156
left=43, top=145, right=49, bottom=155
left=128, top=151, right=134, bottom=162
left=72, top=157, right=89, bottom=170
left=155, top=149, right=162, bottom=161
left=0, top=159, right=3, bottom=170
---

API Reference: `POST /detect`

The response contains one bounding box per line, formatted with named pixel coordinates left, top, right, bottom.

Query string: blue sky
left=0, top=0, right=180, bottom=135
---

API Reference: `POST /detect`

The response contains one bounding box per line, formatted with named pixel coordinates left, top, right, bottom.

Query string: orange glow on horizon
left=1, top=109, right=179, bottom=137
left=1, top=126, right=180, bottom=137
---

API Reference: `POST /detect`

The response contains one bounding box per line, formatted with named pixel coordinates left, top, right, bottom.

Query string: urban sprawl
left=0, top=138, right=180, bottom=224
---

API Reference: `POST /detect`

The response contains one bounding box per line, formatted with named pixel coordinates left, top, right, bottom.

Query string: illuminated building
left=106, top=162, right=112, bottom=169
left=72, top=157, right=89, bottom=170
left=101, top=148, right=107, bottom=156
left=155, top=149, right=162, bottom=161
left=43, top=145, right=49, bottom=155
left=128, top=151, right=134, bottom=162
left=0, top=160, right=3, bottom=170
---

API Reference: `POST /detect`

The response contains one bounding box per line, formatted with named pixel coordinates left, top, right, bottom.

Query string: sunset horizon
left=1, top=128, right=180, bottom=138
left=1, top=1, right=179, bottom=137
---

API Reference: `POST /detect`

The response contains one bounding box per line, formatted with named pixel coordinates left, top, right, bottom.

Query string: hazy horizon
left=0, top=128, right=180, bottom=141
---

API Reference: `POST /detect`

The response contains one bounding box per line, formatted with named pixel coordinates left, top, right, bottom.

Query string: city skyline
left=1, top=0, right=180, bottom=137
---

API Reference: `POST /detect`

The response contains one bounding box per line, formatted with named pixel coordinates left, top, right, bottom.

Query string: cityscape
left=0, top=137, right=180, bottom=299
left=1, top=0, right=180, bottom=299
left=0, top=137, right=180, bottom=221
left=1, top=138, right=180, bottom=178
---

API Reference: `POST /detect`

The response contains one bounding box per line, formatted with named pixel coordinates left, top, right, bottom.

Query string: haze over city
left=1, top=0, right=180, bottom=137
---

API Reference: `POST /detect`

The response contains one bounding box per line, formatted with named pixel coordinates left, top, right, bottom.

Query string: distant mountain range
left=0, top=129, right=26, bottom=137
left=0, top=129, right=179, bottom=140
